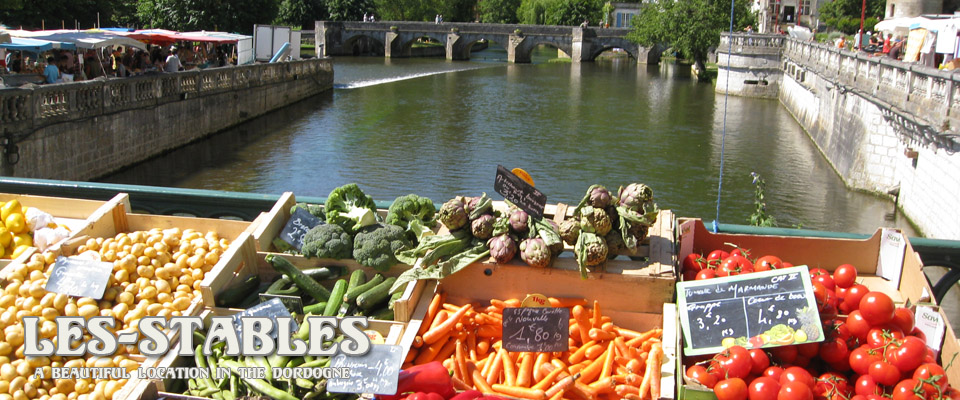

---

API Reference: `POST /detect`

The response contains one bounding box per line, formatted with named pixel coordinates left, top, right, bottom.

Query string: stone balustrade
left=718, top=33, right=786, bottom=55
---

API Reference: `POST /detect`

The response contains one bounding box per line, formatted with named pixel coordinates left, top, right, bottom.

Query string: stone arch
left=451, top=34, right=510, bottom=60
left=341, top=33, right=385, bottom=56
left=397, top=33, right=448, bottom=57
left=514, top=36, right=573, bottom=62
left=588, top=45, right=638, bottom=61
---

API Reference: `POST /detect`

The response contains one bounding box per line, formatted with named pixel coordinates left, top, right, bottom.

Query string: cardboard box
left=675, top=219, right=957, bottom=399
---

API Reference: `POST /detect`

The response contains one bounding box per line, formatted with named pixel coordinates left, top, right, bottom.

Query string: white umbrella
left=875, top=16, right=933, bottom=33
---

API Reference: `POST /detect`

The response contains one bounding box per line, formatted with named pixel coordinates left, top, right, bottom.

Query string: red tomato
left=813, top=274, right=836, bottom=291
left=840, top=285, right=870, bottom=314
left=748, top=349, right=771, bottom=375
left=782, top=262, right=794, bottom=268
left=716, top=346, right=753, bottom=379
left=913, top=363, right=948, bottom=396
left=851, top=396, right=867, bottom=400
left=718, top=256, right=755, bottom=277
left=892, top=308, right=916, bottom=334
left=809, top=268, right=829, bottom=276
left=770, top=346, right=799, bottom=365
left=796, top=342, right=820, bottom=358
left=708, top=250, right=731, bottom=267
left=684, top=253, right=708, bottom=273
left=755, top=255, right=783, bottom=272
left=887, top=336, right=926, bottom=373
left=731, top=247, right=752, bottom=259
left=779, top=381, right=814, bottom=400
left=715, top=378, right=749, bottom=400
left=891, top=379, right=924, bottom=400
left=833, top=264, right=857, bottom=288
left=944, top=386, right=960, bottom=400
left=750, top=377, right=782, bottom=400
left=855, top=375, right=881, bottom=396
left=780, top=367, right=815, bottom=388
left=818, top=337, right=849, bottom=364
left=868, top=360, right=901, bottom=386
left=696, top=269, right=718, bottom=280
left=849, top=345, right=883, bottom=376
left=846, top=311, right=872, bottom=342
left=764, top=366, right=785, bottom=382
left=859, top=292, right=895, bottom=325
left=867, top=327, right=904, bottom=347
left=687, top=365, right=719, bottom=388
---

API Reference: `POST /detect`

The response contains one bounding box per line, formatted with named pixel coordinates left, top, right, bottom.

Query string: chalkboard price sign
left=677, top=266, right=824, bottom=356
left=45, top=257, right=114, bottom=299
left=232, top=298, right=299, bottom=347
left=494, top=165, right=547, bottom=219
left=259, top=294, right=304, bottom=315
left=327, top=344, right=404, bottom=395
left=279, top=207, right=324, bottom=250
left=502, top=307, right=569, bottom=352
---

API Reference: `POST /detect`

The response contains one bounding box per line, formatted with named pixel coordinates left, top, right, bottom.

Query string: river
left=101, top=47, right=916, bottom=235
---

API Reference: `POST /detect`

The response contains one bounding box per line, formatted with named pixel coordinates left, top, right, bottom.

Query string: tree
left=276, top=0, right=327, bottom=29
left=480, top=0, right=521, bottom=23
left=2, top=0, right=133, bottom=29
left=818, top=0, right=883, bottom=34
left=544, top=0, right=601, bottom=26
left=629, top=0, right=754, bottom=78
left=137, top=0, right=278, bottom=33
left=517, top=0, right=549, bottom=24
left=374, top=0, right=426, bottom=20
left=325, top=0, right=375, bottom=20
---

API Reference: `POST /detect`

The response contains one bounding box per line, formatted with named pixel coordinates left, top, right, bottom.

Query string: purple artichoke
left=579, top=206, right=612, bottom=236
left=438, top=198, right=468, bottom=231
left=559, top=219, right=581, bottom=245
left=618, top=183, right=654, bottom=212
left=588, top=186, right=612, bottom=208
left=519, top=237, right=551, bottom=268
left=471, top=214, right=495, bottom=239
left=509, top=210, right=529, bottom=233
left=488, top=234, right=517, bottom=264
left=576, top=232, right=608, bottom=268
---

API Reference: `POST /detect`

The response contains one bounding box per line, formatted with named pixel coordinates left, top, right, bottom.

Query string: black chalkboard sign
left=259, top=294, right=304, bottom=316
left=45, top=257, right=113, bottom=299
left=327, top=344, right=404, bottom=395
left=494, top=165, right=546, bottom=219
left=503, top=307, right=569, bottom=352
left=677, top=266, right=824, bottom=356
left=232, top=298, right=299, bottom=347
left=280, top=207, right=324, bottom=250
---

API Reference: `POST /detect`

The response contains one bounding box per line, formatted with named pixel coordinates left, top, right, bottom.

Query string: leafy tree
left=818, top=0, right=882, bottom=34
left=517, top=0, right=550, bottom=24
left=629, top=0, right=754, bottom=79
left=375, top=0, right=427, bottom=20
left=277, top=0, right=327, bottom=29
left=137, top=0, right=278, bottom=33
left=325, top=0, right=375, bottom=20
left=2, top=0, right=132, bottom=29
left=481, top=0, right=521, bottom=23
left=439, top=0, right=477, bottom=21
left=544, top=0, right=601, bottom=26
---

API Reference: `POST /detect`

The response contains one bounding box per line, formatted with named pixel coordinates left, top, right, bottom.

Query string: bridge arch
left=398, top=33, right=449, bottom=57
left=588, top=45, right=638, bottom=61
left=341, top=32, right=385, bottom=56
left=513, top=36, right=573, bottom=63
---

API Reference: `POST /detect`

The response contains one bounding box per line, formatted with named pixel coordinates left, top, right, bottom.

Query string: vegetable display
left=404, top=293, right=665, bottom=400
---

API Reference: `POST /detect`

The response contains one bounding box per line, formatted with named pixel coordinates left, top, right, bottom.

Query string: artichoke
left=519, top=237, right=551, bottom=268
left=471, top=214, right=495, bottom=239
left=589, top=186, right=613, bottom=208
left=465, top=193, right=493, bottom=220
left=604, top=230, right=624, bottom=260
left=509, top=210, right=529, bottom=233
left=559, top=219, right=581, bottom=245
left=438, top=198, right=468, bottom=231
left=618, top=183, right=654, bottom=212
left=488, top=234, right=517, bottom=264
left=575, top=232, right=608, bottom=276
left=579, top=206, right=612, bottom=236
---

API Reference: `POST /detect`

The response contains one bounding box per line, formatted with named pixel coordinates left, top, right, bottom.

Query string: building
left=608, top=2, right=641, bottom=28
left=756, top=0, right=826, bottom=33
left=883, top=0, right=943, bottom=18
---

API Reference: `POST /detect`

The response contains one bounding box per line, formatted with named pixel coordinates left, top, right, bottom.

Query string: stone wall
left=0, top=59, right=333, bottom=182
left=716, top=33, right=784, bottom=98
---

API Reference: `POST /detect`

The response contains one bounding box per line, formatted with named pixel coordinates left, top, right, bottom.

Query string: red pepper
left=448, top=390, right=483, bottom=400
left=379, top=362, right=456, bottom=400
left=406, top=393, right=447, bottom=400
left=478, top=396, right=509, bottom=400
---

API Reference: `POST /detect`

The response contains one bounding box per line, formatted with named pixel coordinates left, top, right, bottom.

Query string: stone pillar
left=446, top=33, right=463, bottom=60
left=507, top=34, right=530, bottom=63
left=315, top=21, right=343, bottom=57
left=636, top=45, right=662, bottom=64
left=385, top=31, right=400, bottom=58
left=571, top=28, right=591, bottom=63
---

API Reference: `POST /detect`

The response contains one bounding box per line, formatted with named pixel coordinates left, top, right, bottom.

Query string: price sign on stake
left=45, top=257, right=113, bottom=299
left=328, top=344, right=404, bottom=395
left=231, top=298, right=299, bottom=348
left=279, top=207, right=323, bottom=250
left=494, top=165, right=546, bottom=219
left=502, top=307, right=568, bottom=352
left=677, top=266, right=824, bottom=356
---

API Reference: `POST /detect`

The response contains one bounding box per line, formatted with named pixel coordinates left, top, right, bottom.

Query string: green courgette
left=343, top=274, right=385, bottom=305
left=388, top=291, right=404, bottom=310
left=303, top=266, right=345, bottom=281
left=357, top=277, right=397, bottom=311
left=323, top=279, right=348, bottom=316
left=264, top=254, right=331, bottom=302
left=216, top=275, right=261, bottom=307
left=346, top=269, right=366, bottom=293
left=368, top=306, right=395, bottom=321
left=303, top=302, right=327, bottom=314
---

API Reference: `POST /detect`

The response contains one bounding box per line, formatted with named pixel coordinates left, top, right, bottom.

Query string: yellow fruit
left=11, top=245, right=29, bottom=259
left=4, top=213, right=25, bottom=234
left=721, top=337, right=736, bottom=348
left=12, top=233, right=31, bottom=248
left=0, top=246, right=6, bottom=259
left=0, top=227, right=10, bottom=248
left=794, top=330, right=808, bottom=343
left=0, top=200, right=21, bottom=221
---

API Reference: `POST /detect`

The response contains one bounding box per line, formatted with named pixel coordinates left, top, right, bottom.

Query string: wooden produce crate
left=675, top=218, right=956, bottom=400
left=144, top=307, right=407, bottom=398
left=536, top=203, right=676, bottom=262
left=403, top=264, right=679, bottom=400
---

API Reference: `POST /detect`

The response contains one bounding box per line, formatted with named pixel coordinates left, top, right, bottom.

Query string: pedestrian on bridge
left=436, top=15, right=440, bottom=24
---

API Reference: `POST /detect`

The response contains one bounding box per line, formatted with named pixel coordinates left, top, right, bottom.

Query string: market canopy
left=0, top=31, right=9, bottom=44
left=0, top=37, right=65, bottom=52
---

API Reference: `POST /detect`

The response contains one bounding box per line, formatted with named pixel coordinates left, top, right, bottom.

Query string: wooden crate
left=143, top=307, right=407, bottom=398
left=675, top=219, right=954, bottom=400
left=405, top=272, right=679, bottom=400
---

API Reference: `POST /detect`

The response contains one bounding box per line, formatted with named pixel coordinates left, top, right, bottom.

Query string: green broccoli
left=325, top=184, right=378, bottom=233
left=291, top=202, right=324, bottom=219
left=353, top=224, right=411, bottom=271
left=301, top=224, right=353, bottom=259
left=385, top=194, right=437, bottom=242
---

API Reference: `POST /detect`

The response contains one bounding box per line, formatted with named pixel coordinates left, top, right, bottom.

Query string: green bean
left=267, top=353, right=289, bottom=370
left=298, top=358, right=330, bottom=369
left=194, top=344, right=221, bottom=390
left=197, top=387, right=219, bottom=397
left=222, top=391, right=236, bottom=400
left=295, top=378, right=314, bottom=389
left=221, top=360, right=298, bottom=400
left=212, top=392, right=224, bottom=400
left=250, top=356, right=273, bottom=381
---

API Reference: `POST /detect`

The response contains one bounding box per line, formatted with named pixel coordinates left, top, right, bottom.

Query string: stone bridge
left=315, top=21, right=662, bottom=63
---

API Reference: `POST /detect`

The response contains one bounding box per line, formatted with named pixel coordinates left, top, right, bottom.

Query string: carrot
left=485, top=348, right=504, bottom=384
left=491, top=384, right=547, bottom=400
left=545, top=372, right=581, bottom=397
left=478, top=324, right=502, bottom=338
left=490, top=299, right=507, bottom=309
left=452, top=376, right=472, bottom=391
left=548, top=297, right=587, bottom=308
left=444, top=358, right=457, bottom=373
left=624, top=328, right=661, bottom=347
left=504, top=299, right=521, bottom=307
left=600, top=341, right=616, bottom=379
left=456, top=340, right=472, bottom=386
left=614, top=337, right=629, bottom=357
left=434, top=337, right=460, bottom=364
left=548, top=389, right=566, bottom=400
left=467, top=331, right=478, bottom=361
left=477, top=338, right=491, bottom=358
left=477, top=356, right=490, bottom=371
left=584, top=344, right=605, bottom=360
left=615, top=384, right=640, bottom=396
left=415, top=335, right=451, bottom=364
left=641, top=339, right=660, bottom=352
left=601, top=322, right=616, bottom=333
left=592, top=300, right=602, bottom=329
left=551, top=359, right=569, bottom=372
left=469, top=360, right=496, bottom=394
left=647, top=343, right=663, bottom=400
left=577, top=347, right=609, bottom=384
left=569, top=361, right=588, bottom=375
left=589, top=328, right=617, bottom=342
left=405, top=348, right=418, bottom=363
left=501, top=349, right=517, bottom=386
left=626, top=358, right=643, bottom=374
left=623, top=394, right=643, bottom=400
left=419, top=292, right=445, bottom=335
left=402, top=361, right=414, bottom=369
left=423, top=304, right=472, bottom=345
left=533, top=353, right=550, bottom=382
left=517, top=353, right=534, bottom=387
left=572, top=306, right=592, bottom=344
left=588, top=377, right=616, bottom=394
left=638, top=343, right=661, bottom=400
left=532, top=364, right=567, bottom=391
left=413, top=335, right=424, bottom=348
left=429, top=310, right=450, bottom=333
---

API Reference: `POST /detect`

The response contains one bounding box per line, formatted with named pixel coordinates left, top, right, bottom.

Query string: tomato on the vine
left=887, top=336, right=926, bottom=373
left=718, top=256, right=754, bottom=277
left=859, top=292, right=895, bottom=325
left=892, top=379, right=924, bottom=400
left=687, top=365, right=719, bottom=389
left=867, top=360, right=901, bottom=386
left=913, top=363, right=948, bottom=397
left=818, top=337, right=849, bottom=364
left=755, top=255, right=783, bottom=272
left=809, top=268, right=829, bottom=276
left=854, top=375, right=881, bottom=396
left=748, top=349, right=771, bottom=375
left=715, top=378, right=749, bottom=400
left=892, top=308, right=916, bottom=334
left=833, top=264, right=858, bottom=288
left=764, top=366, right=785, bottom=382
left=812, top=274, right=836, bottom=291
left=770, top=346, right=799, bottom=365
left=840, top=285, right=870, bottom=314
left=684, top=253, right=708, bottom=273
left=867, top=327, right=904, bottom=347
left=849, top=345, right=883, bottom=376
left=780, top=367, right=815, bottom=388
left=708, top=250, right=731, bottom=267
left=846, top=311, right=872, bottom=342
left=696, top=269, right=718, bottom=280
left=716, top=346, right=753, bottom=379
left=749, top=377, right=781, bottom=400
left=779, top=381, right=814, bottom=400
left=731, top=247, right=752, bottom=259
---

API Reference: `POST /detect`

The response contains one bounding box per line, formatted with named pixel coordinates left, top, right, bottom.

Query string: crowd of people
left=2, top=42, right=239, bottom=85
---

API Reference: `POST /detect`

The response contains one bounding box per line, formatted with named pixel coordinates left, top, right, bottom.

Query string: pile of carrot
left=402, top=293, right=664, bottom=400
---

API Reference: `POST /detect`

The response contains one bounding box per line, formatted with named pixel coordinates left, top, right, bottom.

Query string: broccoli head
left=301, top=224, right=353, bottom=259
left=291, top=203, right=324, bottom=219
left=325, top=183, right=378, bottom=233
left=385, top=194, right=437, bottom=242
left=353, top=224, right=411, bottom=271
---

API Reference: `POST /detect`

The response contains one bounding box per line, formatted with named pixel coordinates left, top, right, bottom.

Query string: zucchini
left=344, top=274, right=385, bottom=305
left=216, top=275, right=260, bottom=307
left=368, top=306, right=394, bottom=321
left=388, top=290, right=404, bottom=310
left=357, top=277, right=397, bottom=311
left=346, top=269, right=366, bottom=293
left=323, top=279, right=348, bottom=316
left=303, top=266, right=345, bottom=281
left=303, top=302, right=327, bottom=315
left=265, top=254, right=331, bottom=302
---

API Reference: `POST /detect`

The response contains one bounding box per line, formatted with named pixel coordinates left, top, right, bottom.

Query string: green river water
left=102, top=48, right=916, bottom=235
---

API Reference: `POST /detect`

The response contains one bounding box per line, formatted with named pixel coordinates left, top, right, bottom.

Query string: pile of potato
left=0, top=227, right=230, bottom=400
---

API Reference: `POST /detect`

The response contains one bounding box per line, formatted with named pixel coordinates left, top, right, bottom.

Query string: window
left=801, top=0, right=811, bottom=15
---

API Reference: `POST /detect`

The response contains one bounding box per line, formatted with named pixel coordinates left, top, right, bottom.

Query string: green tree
left=137, top=0, right=278, bottom=33
left=544, top=0, right=601, bottom=25
left=374, top=0, right=426, bottom=20
left=2, top=0, right=132, bottom=29
left=517, top=0, right=549, bottom=24
left=277, top=0, right=327, bottom=29
left=629, top=0, right=754, bottom=79
left=480, top=0, right=521, bottom=23
left=325, top=0, right=375, bottom=20
left=818, top=0, right=882, bottom=34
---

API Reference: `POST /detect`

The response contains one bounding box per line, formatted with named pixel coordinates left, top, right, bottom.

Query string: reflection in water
left=102, top=52, right=914, bottom=235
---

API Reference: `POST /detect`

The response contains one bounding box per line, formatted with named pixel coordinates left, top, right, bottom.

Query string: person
left=439, top=15, right=443, bottom=23
left=9, top=52, right=21, bottom=73
left=864, top=31, right=873, bottom=48
left=364, top=13, right=368, bottom=22
left=43, top=56, right=60, bottom=84
left=882, top=33, right=892, bottom=54
left=164, top=46, right=182, bottom=73
left=580, top=19, right=588, bottom=28
left=889, top=37, right=903, bottom=59
left=854, top=30, right=861, bottom=49
left=837, top=36, right=847, bottom=49
left=436, top=14, right=440, bottom=24
left=745, top=25, right=754, bottom=33
left=370, top=14, right=375, bottom=22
